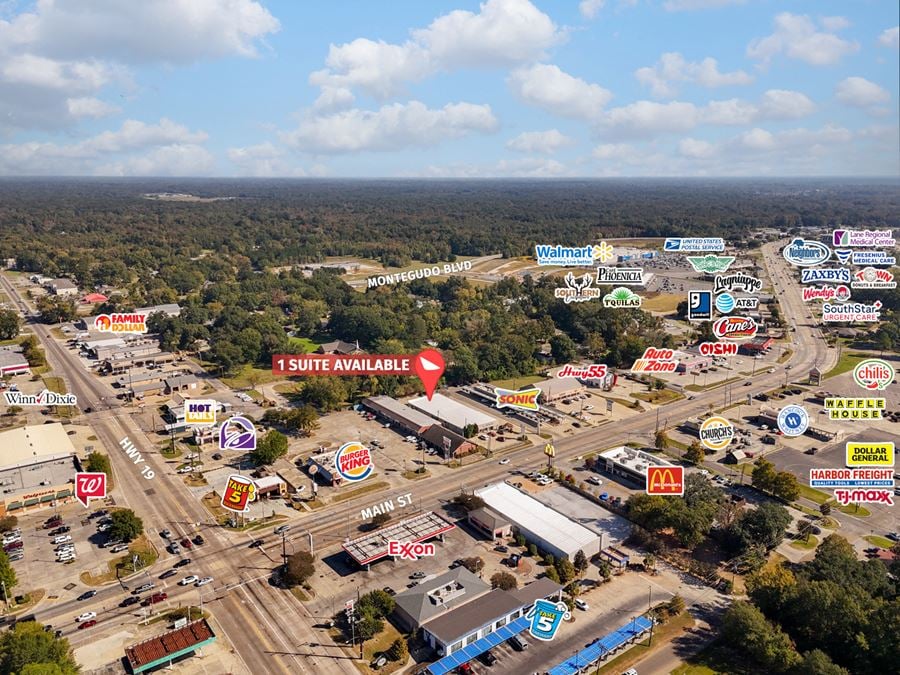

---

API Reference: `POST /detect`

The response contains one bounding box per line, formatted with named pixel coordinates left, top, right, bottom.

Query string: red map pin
left=75, top=472, right=107, bottom=508
left=414, top=349, right=445, bottom=400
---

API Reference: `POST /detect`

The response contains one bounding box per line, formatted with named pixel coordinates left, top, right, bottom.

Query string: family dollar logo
left=846, top=442, right=894, bottom=467
left=646, top=466, right=684, bottom=495
left=495, top=387, right=541, bottom=412
left=335, top=442, right=373, bottom=482
left=184, top=399, right=217, bottom=426
left=221, top=474, right=256, bottom=513
left=94, top=313, right=147, bottom=334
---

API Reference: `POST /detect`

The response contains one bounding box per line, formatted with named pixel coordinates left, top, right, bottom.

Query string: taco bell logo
left=526, top=599, right=570, bottom=641
left=219, top=416, right=257, bottom=450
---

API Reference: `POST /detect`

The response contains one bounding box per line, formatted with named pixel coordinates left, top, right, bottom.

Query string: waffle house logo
left=646, top=466, right=684, bottom=495
left=495, top=387, right=541, bottom=412
left=94, top=313, right=147, bottom=334
left=335, top=442, right=373, bottom=482
left=184, top=399, right=217, bottom=426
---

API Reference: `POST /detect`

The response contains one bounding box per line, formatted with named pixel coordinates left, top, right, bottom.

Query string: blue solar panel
left=426, top=616, right=529, bottom=675
left=547, top=616, right=653, bottom=675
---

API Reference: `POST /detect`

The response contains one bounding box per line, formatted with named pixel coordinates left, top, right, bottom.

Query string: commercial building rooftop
left=0, top=423, right=78, bottom=470
left=394, top=567, right=490, bottom=628
left=125, top=619, right=216, bottom=673
left=408, top=393, right=499, bottom=432
left=342, top=511, right=456, bottom=566
left=599, top=446, right=675, bottom=478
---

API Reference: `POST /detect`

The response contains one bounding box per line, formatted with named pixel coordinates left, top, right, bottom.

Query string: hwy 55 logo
left=688, top=290, right=712, bottom=321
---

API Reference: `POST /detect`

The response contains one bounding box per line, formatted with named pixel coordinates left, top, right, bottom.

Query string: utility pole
left=1, top=580, right=7, bottom=607
left=281, top=530, right=288, bottom=567
left=647, top=585, right=653, bottom=646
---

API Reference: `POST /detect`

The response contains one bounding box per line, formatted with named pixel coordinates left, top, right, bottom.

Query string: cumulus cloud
left=508, top=63, right=613, bottom=120
left=748, top=13, right=859, bottom=66
left=879, top=26, right=899, bottom=49
left=758, top=89, right=816, bottom=118
left=678, top=138, right=716, bottom=158
left=226, top=142, right=316, bottom=177
left=579, top=0, right=605, bottom=20
left=280, top=101, right=498, bottom=153
left=592, top=143, right=636, bottom=160
left=835, top=77, right=890, bottom=107
left=310, top=0, right=561, bottom=99
left=636, top=52, right=753, bottom=98
left=505, top=129, right=572, bottom=154
left=66, top=96, right=120, bottom=118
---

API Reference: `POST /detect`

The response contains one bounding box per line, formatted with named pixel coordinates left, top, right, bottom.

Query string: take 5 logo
left=646, top=466, right=684, bottom=495
left=527, top=599, right=570, bottom=641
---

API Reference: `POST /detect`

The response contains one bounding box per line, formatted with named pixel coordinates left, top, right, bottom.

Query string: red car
left=142, top=592, right=168, bottom=606
left=180, top=538, right=193, bottom=550
left=78, top=620, right=97, bottom=630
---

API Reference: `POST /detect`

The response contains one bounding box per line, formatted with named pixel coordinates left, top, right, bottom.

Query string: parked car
left=159, top=529, right=171, bottom=539
left=120, top=596, right=140, bottom=607
left=249, top=539, right=264, bottom=548
left=274, top=525, right=290, bottom=534
left=132, top=583, right=154, bottom=595
left=588, top=476, right=603, bottom=486
left=508, top=635, right=529, bottom=651
left=159, top=570, right=178, bottom=580
left=180, top=538, right=193, bottom=550
left=479, top=649, right=498, bottom=666
left=77, top=590, right=97, bottom=601
left=174, top=558, right=191, bottom=568
left=195, top=577, right=213, bottom=587
left=192, top=535, right=205, bottom=546
left=52, top=535, right=71, bottom=544
left=575, top=599, right=589, bottom=611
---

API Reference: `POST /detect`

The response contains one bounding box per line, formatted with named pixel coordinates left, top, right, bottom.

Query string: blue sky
left=0, top=0, right=897, bottom=176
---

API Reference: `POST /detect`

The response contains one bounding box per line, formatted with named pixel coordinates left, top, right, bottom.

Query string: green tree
left=683, top=440, right=704, bottom=464
left=654, top=429, right=670, bottom=450
left=797, top=520, right=814, bottom=543
left=668, top=594, right=686, bottom=615
left=85, top=452, right=112, bottom=481
left=108, top=509, right=143, bottom=543
left=752, top=458, right=778, bottom=494
left=795, top=649, right=849, bottom=675
left=549, top=334, right=578, bottom=364
left=0, top=516, right=18, bottom=533
left=544, top=565, right=560, bottom=583
left=251, top=430, right=289, bottom=466
left=746, top=562, right=797, bottom=617
left=0, top=550, right=18, bottom=591
left=300, top=376, right=347, bottom=412
left=0, top=309, right=20, bottom=340
left=387, top=638, right=408, bottom=662
left=283, top=551, right=315, bottom=586
left=490, top=571, right=518, bottom=590
left=0, top=621, right=78, bottom=675
left=723, top=503, right=792, bottom=555
left=284, top=406, right=319, bottom=436
left=721, top=601, right=800, bottom=672
left=573, top=550, right=588, bottom=576
left=555, top=557, right=576, bottom=584
left=772, top=471, right=801, bottom=502
left=371, top=512, right=391, bottom=528
left=819, top=502, right=831, bottom=517
left=528, top=543, right=538, bottom=557
left=460, top=557, right=484, bottom=574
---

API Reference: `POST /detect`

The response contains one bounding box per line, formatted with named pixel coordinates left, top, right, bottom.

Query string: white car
left=584, top=405, right=594, bottom=410
left=588, top=476, right=603, bottom=486
left=110, top=544, right=129, bottom=553
left=96, top=524, right=110, bottom=532
left=179, top=575, right=199, bottom=586
left=76, top=612, right=96, bottom=622
left=52, top=535, right=72, bottom=544
left=575, top=599, right=589, bottom=611
left=498, top=459, right=510, bottom=465
left=195, top=576, right=213, bottom=587
left=177, top=466, right=194, bottom=474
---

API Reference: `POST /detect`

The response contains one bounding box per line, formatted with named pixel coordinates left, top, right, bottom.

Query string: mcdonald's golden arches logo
left=646, top=466, right=684, bottom=495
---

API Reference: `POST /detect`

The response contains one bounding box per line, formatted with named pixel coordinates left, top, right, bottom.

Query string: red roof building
left=125, top=619, right=216, bottom=673
left=81, top=292, right=108, bottom=304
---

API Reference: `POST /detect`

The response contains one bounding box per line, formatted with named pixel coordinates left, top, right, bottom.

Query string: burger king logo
left=335, top=442, right=373, bottom=482
left=699, top=416, right=734, bottom=451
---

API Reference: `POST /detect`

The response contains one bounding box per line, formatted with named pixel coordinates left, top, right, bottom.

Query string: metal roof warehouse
left=408, top=393, right=500, bottom=435
left=125, top=619, right=216, bottom=673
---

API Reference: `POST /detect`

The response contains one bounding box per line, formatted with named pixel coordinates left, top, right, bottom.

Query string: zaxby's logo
left=712, top=316, right=758, bottom=340
left=646, top=466, right=684, bottom=495
left=851, top=267, right=897, bottom=290
left=800, top=268, right=851, bottom=284
left=783, top=239, right=830, bottom=266
left=335, top=441, right=373, bottom=482
left=94, top=313, right=147, bottom=334
left=495, top=387, right=541, bottom=411
left=853, top=359, right=893, bottom=390
left=801, top=286, right=851, bottom=302
left=554, top=273, right=602, bottom=304
left=686, top=255, right=734, bottom=273
left=832, top=229, right=895, bottom=248
left=184, top=399, right=217, bottom=425
left=699, top=416, right=734, bottom=450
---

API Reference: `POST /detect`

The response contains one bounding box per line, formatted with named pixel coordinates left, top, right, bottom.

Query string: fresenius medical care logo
left=852, top=251, right=896, bottom=266
left=783, top=238, right=830, bottom=266
left=686, top=255, right=735, bottom=273
left=851, top=267, right=897, bottom=290
left=535, top=242, right=614, bottom=266
left=184, top=399, right=217, bottom=425
left=495, top=387, right=541, bottom=412
left=596, top=267, right=644, bottom=285
left=94, top=313, right=147, bottom=334
left=833, top=229, right=895, bottom=248
left=555, top=273, right=602, bottom=304
left=602, top=287, right=642, bottom=308
left=3, top=389, right=77, bottom=406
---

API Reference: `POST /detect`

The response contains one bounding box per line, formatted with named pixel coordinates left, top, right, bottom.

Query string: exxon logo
left=387, top=541, right=436, bottom=560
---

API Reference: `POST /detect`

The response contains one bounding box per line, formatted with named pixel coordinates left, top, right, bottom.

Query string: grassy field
left=790, top=534, right=819, bottom=550
left=795, top=484, right=871, bottom=516
left=684, top=376, right=742, bottom=392
left=220, top=363, right=283, bottom=390
left=641, top=293, right=683, bottom=313
left=490, top=374, right=545, bottom=389
left=631, top=388, right=684, bottom=405
left=595, top=611, right=695, bottom=674
left=777, top=349, right=793, bottom=363
left=864, top=534, right=895, bottom=549
left=672, top=639, right=760, bottom=675
left=288, top=336, right=321, bottom=353
left=352, top=622, right=405, bottom=675
left=330, top=481, right=391, bottom=504
left=824, top=351, right=873, bottom=379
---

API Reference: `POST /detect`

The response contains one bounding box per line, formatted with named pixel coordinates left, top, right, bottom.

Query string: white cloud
left=508, top=63, right=613, bottom=119
left=505, top=129, right=572, bottom=154
left=758, top=89, right=816, bottom=118
left=636, top=52, right=753, bottom=97
left=663, top=0, right=746, bottom=11
left=738, top=127, right=776, bottom=150
left=835, top=77, right=890, bottom=107
left=312, top=86, right=355, bottom=112
left=748, top=12, right=859, bottom=66
left=598, top=100, right=701, bottom=135
left=66, top=96, right=120, bottom=118
left=592, top=143, right=635, bottom=160
left=310, top=0, right=561, bottom=99
left=703, top=98, right=758, bottom=125
left=820, top=16, right=850, bottom=32
left=579, top=0, right=605, bottom=20
left=678, top=138, right=716, bottom=158
left=96, top=144, right=215, bottom=177
left=280, top=101, right=498, bottom=153
left=226, top=142, right=312, bottom=177
left=879, top=26, right=899, bottom=49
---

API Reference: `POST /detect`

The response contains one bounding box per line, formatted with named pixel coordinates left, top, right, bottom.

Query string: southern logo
left=555, top=273, right=602, bottom=304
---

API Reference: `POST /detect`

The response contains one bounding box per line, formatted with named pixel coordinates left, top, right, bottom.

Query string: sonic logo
left=335, top=442, right=373, bottom=482
left=646, top=466, right=684, bottom=495
left=494, top=387, right=541, bottom=412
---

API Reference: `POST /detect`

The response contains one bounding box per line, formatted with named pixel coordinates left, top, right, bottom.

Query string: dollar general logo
left=846, top=442, right=894, bottom=467
left=495, top=387, right=541, bottom=412
left=646, top=466, right=684, bottom=495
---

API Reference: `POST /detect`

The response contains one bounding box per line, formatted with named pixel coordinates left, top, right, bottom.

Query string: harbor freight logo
left=368, top=261, right=471, bottom=287
left=713, top=273, right=762, bottom=294
left=782, top=239, right=831, bottom=266
left=687, top=255, right=734, bottom=273
left=630, top=348, right=678, bottom=373
left=646, top=466, right=684, bottom=495
left=801, top=286, right=851, bottom=302
left=664, top=238, right=724, bottom=252
left=853, top=359, right=893, bottom=390
left=833, top=489, right=893, bottom=506
left=821, top=300, right=882, bottom=323
left=824, top=398, right=884, bottom=420
left=3, top=389, right=77, bottom=406
left=712, top=316, right=758, bottom=340
left=851, top=267, right=897, bottom=290
left=852, top=251, right=896, bottom=266
left=184, top=400, right=217, bottom=426
left=596, top=267, right=644, bottom=285
left=219, top=416, right=257, bottom=450
left=832, top=229, right=895, bottom=248
left=846, top=442, right=894, bottom=467
left=495, top=387, right=541, bottom=412
left=557, top=364, right=608, bottom=379
left=699, top=416, right=734, bottom=450
left=688, top=290, right=712, bottom=321
left=699, top=341, right=737, bottom=356
left=94, top=313, right=147, bottom=334
left=809, top=468, right=893, bottom=489
left=387, top=540, right=435, bottom=561
left=602, top=287, right=642, bottom=308
left=535, top=243, right=613, bottom=266
left=800, top=268, right=851, bottom=284
left=777, top=405, right=809, bottom=436
left=335, top=442, right=374, bottom=482
left=555, top=273, right=602, bottom=304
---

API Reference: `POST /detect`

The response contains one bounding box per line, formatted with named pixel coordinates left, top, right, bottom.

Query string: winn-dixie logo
left=495, top=387, right=541, bottom=412
left=94, top=313, right=146, bottom=333
left=853, top=359, right=893, bottom=390
left=821, top=301, right=882, bottom=323
left=800, top=268, right=851, bottom=284
left=783, top=238, right=830, bottom=266
left=713, top=273, right=761, bottom=294
left=557, top=364, right=608, bottom=379
left=535, top=243, right=613, bottom=266
left=801, top=285, right=850, bottom=302
left=851, top=267, right=897, bottom=290
left=699, top=416, right=734, bottom=450
left=335, top=442, right=373, bottom=482
left=3, top=389, right=77, bottom=406
left=712, top=316, right=758, bottom=340
left=387, top=540, right=435, bottom=561
left=630, top=348, right=678, bottom=372
left=646, top=466, right=684, bottom=495
left=833, top=229, right=895, bottom=248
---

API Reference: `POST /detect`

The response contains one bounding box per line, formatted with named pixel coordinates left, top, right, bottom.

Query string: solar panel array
left=547, top=615, right=653, bottom=675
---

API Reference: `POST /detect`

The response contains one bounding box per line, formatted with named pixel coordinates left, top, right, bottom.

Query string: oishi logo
left=335, top=442, right=373, bottom=482
left=184, top=399, right=217, bottom=425
left=712, top=317, right=758, bottom=340
left=495, top=387, right=541, bottom=412
left=387, top=540, right=436, bottom=561
left=646, top=466, right=684, bottom=495
left=93, top=313, right=147, bottom=334
left=699, top=342, right=738, bottom=356
left=782, top=238, right=831, bottom=266
left=699, top=416, right=734, bottom=451
left=853, top=359, right=893, bottom=390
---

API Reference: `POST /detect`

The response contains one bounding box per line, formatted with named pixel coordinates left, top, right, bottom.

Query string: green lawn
left=790, top=534, right=819, bottom=550
left=777, top=349, right=793, bottom=364
left=220, top=363, right=283, bottom=390
left=796, top=483, right=832, bottom=504
left=288, top=336, right=321, bottom=353
left=672, top=639, right=759, bottom=675
left=864, top=534, right=895, bottom=549
left=631, top=388, right=684, bottom=405
left=824, top=351, right=873, bottom=380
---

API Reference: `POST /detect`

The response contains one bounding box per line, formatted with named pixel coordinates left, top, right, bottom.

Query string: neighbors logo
left=4, top=390, right=77, bottom=406
left=535, top=242, right=614, bottom=266
left=832, top=229, right=895, bottom=248
left=664, top=238, right=724, bottom=252
left=782, top=239, right=831, bottom=266
left=686, top=255, right=734, bottom=273
left=555, top=273, right=602, bottom=304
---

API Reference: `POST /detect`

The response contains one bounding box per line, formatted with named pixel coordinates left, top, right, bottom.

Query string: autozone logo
left=387, top=540, right=436, bottom=560
left=712, top=317, right=758, bottom=340
left=646, top=466, right=684, bottom=495
left=833, top=489, right=894, bottom=506
left=699, top=341, right=738, bottom=356
left=630, top=348, right=678, bottom=372
left=801, top=285, right=851, bottom=302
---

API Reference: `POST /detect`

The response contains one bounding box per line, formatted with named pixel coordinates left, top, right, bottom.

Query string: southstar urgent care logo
left=335, top=442, right=373, bottom=482
left=712, top=317, right=758, bottom=340
left=630, top=348, right=678, bottom=372
left=853, top=359, right=893, bottom=390
left=495, top=387, right=541, bottom=412
left=801, top=286, right=851, bottom=302
left=699, top=416, right=734, bottom=451
left=851, top=267, right=897, bottom=290
left=821, top=300, right=882, bottom=323
left=94, top=313, right=147, bottom=334
left=646, top=466, right=684, bottom=495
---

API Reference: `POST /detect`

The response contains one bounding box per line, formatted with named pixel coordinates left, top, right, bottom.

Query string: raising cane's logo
left=712, top=316, right=758, bottom=340
left=334, top=442, right=373, bottom=482
left=94, top=313, right=147, bottom=334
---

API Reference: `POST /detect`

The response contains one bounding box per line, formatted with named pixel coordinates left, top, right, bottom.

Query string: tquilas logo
left=219, top=416, right=257, bottom=451
left=782, top=238, right=831, bottom=266
left=801, top=286, right=851, bottom=302
left=712, top=316, right=758, bottom=340
left=686, top=255, right=735, bottom=274
left=853, top=359, right=893, bottom=390
left=334, top=442, right=373, bottom=482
